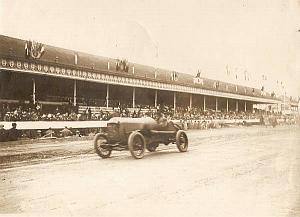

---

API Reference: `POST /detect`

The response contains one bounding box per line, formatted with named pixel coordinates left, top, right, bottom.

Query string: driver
left=156, top=113, right=169, bottom=130
left=159, top=116, right=168, bottom=127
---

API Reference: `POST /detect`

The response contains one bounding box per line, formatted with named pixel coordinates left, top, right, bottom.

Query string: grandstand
left=0, top=34, right=297, bottom=131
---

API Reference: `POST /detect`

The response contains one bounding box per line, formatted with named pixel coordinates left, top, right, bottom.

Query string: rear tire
left=94, top=133, right=112, bottom=158
left=128, top=131, right=146, bottom=159
left=176, top=130, right=188, bottom=152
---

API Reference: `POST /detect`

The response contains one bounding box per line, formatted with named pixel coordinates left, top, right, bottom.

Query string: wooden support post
left=73, top=80, right=77, bottom=106
left=203, top=96, right=206, bottom=112
left=154, top=90, right=158, bottom=108
left=32, top=79, right=36, bottom=105
left=132, top=87, right=136, bottom=108
left=174, top=92, right=176, bottom=113
left=106, top=84, right=109, bottom=108
left=226, top=98, right=229, bottom=112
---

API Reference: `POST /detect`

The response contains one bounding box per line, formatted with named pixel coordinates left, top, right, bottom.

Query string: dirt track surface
left=0, top=126, right=300, bottom=217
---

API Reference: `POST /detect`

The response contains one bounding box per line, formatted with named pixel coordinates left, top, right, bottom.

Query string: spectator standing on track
left=7, top=123, right=20, bottom=141
left=44, top=127, right=55, bottom=138
left=60, top=126, right=73, bottom=137
left=0, top=124, right=7, bottom=142
left=259, top=114, right=265, bottom=126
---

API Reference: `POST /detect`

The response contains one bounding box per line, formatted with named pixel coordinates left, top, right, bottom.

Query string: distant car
left=94, top=117, right=188, bottom=159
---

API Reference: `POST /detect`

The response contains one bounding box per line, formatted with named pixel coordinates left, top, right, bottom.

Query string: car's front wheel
left=94, top=133, right=112, bottom=158
left=176, top=130, right=188, bottom=152
left=128, top=131, right=146, bottom=159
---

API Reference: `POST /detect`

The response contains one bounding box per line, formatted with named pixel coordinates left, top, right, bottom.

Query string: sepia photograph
left=0, top=0, right=299, bottom=216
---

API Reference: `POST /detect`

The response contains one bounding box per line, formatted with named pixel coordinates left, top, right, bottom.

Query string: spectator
left=0, top=124, right=7, bottom=142
left=60, top=126, right=73, bottom=137
left=44, top=127, right=55, bottom=138
left=88, top=107, right=92, bottom=120
left=7, top=123, right=20, bottom=141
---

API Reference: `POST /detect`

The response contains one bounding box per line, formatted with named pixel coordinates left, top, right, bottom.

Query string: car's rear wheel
left=128, top=131, right=146, bottom=159
left=176, top=130, right=188, bottom=152
left=94, top=133, right=112, bottom=158
left=147, top=143, right=158, bottom=152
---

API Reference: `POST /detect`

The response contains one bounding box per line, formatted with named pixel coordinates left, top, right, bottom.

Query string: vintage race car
left=94, top=117, right=188, bottom=159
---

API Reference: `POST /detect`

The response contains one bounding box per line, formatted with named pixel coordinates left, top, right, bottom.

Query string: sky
left=1, top=0, right=300, bottom=98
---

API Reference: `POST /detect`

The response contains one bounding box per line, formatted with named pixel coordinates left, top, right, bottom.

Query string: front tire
left=128, top=131, right=146, bottom=159
left=94, top=133, right=112, bottom=158
left=176, top=130, right=188, bottom=152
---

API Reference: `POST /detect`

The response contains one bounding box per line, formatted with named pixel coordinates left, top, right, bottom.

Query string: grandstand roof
left=0, top=34, right=278, bottom=102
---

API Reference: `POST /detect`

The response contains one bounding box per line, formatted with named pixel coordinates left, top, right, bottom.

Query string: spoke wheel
left=176, top=130, right=188, bottom=152
left=94, top=133, right=112, bottom=158
left=128, top=132, right=146, bottom=159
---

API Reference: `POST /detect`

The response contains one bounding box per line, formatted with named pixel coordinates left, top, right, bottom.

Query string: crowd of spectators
left=0, top=102, right=294, bottom=122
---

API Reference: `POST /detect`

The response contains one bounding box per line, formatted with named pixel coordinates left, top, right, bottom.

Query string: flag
left=193, top=77, right=203, bottom=85
left=171, top=71, right=178, bottom=81
left=39, top=43, right=45, bottom=56
left=226, top=65, right=230, bottom=76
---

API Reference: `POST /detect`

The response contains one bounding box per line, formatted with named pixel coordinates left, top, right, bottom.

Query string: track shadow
left=94, top=148, right=184, bottom=161
left=143, top=149, right=183, bottom=159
